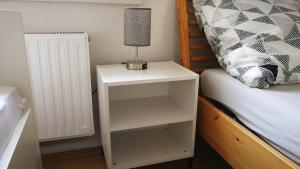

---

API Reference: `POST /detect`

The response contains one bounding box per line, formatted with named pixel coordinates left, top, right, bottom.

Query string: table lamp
left=124, top=8, right=151, bottom=70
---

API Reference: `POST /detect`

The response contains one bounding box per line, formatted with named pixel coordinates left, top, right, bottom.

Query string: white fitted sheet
left=201, top=69, right=300, bottom=164
left=0, top=86, right=25, bottom=159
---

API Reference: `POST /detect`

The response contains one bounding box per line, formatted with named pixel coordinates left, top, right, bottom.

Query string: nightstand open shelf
left=97, top=62, right=199, bottom=169
left=111, top=122, right=193, bottom=169
left=108, top=79, right=196, bottom=132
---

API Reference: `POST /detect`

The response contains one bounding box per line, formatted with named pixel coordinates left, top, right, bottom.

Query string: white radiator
left=24, top=32, right=94, bottom=141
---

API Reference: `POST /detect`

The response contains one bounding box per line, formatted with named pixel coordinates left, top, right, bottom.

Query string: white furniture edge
left=96, top=61, right=199, bottom=86
left=0, top=110, right=30, bottom=169
left=18, top=0, right=143, bottom=5
left=0, top=109, right=41, bottom=169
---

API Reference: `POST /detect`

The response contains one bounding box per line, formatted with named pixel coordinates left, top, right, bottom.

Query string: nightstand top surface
left=97, top=61, right=198, bottom=86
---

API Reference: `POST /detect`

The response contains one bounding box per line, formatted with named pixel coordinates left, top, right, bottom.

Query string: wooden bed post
left=177, top=0, right=191, bottom=69
left=177, top=0, right=217, bottom=73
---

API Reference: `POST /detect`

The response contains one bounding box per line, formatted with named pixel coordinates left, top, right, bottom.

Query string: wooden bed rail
left=198, top=97, right=299, bottom=169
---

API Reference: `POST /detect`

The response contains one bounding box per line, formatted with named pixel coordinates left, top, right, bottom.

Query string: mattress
left=201, top=69, right=300, bottom=164
left=0, top=86, right=26, bottom=159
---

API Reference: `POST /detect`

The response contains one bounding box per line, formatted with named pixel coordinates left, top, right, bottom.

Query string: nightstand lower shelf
left=111, top=122, right=193, bottom=169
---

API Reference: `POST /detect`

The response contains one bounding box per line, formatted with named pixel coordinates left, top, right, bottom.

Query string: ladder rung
left=189, top=19, right=198, bottom=26
left=191, top=55, right=216, bottom=62
left=189, top=32, right=205, bottom=38
left=189, top=44, right=210, bottom=50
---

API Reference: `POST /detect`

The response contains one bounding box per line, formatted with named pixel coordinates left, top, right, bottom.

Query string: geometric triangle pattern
left=292, top=65, right=300, bottom=73
left=227, top=42, right=243, bottom=52
left=273, top=54, right=290, bottom=70
left=236, top=12, right=249, bottom=25
left=219, top=0, right=239, bottom=10
left=276, top=6, right=295, bottom=13
left=258, top=0, right=271, bottom=4
left=235, top=29, right=256, bottom=40
left=253, top=16, right=275, bottom=24
left=203, top=0, right=216, bottom=7
left=245, top=7, right=265, bottom=14
left=284, top=24, right=300, bottom=49
left=193, top=0, right=300, bottom=88
left=269, top=6, right=283, bottom=14
left=212, top=27, right=228, bottom=36
left=249, top=42, right=267, bottom=53
left=285, top=13, right=300, bottom=22
left=256, top=33, right=281, bottom=42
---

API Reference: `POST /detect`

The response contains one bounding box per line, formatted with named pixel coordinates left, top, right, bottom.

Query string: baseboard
left=40, top=134, right=101, bottom=155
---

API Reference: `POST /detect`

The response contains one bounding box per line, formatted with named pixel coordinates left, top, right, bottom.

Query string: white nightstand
left=97, top=61, right=199, bottom=169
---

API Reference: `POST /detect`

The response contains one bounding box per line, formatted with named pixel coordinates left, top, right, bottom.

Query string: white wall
left=0, top=0, right=180, bottom=154
left=0, top=10, right=33, bottom=103
left=0, top=0, right=179, bottom=89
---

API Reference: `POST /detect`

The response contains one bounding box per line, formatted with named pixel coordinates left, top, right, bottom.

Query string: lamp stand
left=126, top=47, right=147, bottom=70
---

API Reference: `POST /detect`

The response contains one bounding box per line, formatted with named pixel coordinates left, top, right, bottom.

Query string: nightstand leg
left=188, top=157, right=193, bottom=169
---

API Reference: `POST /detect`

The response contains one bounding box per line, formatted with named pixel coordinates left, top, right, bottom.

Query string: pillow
left=193, top=0, right=300, bottom=88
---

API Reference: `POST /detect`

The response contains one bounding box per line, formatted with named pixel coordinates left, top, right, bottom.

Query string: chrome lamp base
left=126, top=47, right=148, bottom=70
left=126, top=61, right=147, bottom=70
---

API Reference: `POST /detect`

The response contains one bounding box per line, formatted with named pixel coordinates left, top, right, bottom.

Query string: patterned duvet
left=193, top=0, right=300, bottom=88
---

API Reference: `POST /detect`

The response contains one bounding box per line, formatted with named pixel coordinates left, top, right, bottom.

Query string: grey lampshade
left=124, top=8, right=151, bottom=46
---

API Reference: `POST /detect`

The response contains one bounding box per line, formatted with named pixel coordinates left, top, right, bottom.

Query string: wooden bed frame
left=176, top=0, right=299, bottom=168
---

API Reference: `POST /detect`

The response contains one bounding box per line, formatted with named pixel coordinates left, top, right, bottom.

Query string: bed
left=0, top=86, right=41, bottom=169
left=202, top=69, right=300, bottom=164
left=0, top=86, right=24, bottom=159
left=176, top=0, right=300, bottom=168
